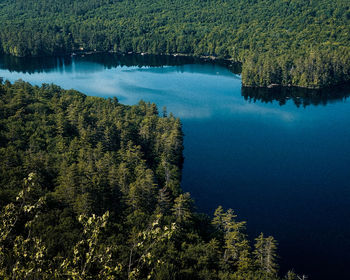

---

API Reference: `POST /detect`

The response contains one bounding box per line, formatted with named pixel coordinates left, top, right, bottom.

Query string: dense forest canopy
left=0, top=0, right=349, bottom=88
left=0, top=80, right=303, bottom=279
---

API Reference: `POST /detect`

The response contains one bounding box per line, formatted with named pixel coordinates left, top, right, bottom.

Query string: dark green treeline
left=0, top=80, right=300, bottom=279
left=0, top=0, right=349, bottom=88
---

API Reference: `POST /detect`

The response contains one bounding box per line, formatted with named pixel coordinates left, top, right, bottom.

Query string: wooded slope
left=0, top=0, right=349, bottom=88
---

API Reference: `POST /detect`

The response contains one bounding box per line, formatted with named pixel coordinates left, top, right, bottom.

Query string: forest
left=0, top=0, right=349, bottom=88
left=0, top=80, right=302, bottom=279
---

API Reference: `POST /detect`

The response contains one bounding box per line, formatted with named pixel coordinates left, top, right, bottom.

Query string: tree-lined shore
left=0, top=80, right=303, bottom=279
left=0, top=0, right=349, bottom=88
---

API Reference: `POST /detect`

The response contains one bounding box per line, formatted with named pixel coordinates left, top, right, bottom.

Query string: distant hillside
left=0, top=0, right=349, bottom=88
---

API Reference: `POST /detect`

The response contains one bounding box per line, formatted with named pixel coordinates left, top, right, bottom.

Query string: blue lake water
left=1, top=53, right=350, bottom=279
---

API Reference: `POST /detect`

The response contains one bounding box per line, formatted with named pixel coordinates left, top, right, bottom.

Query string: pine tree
left=172, top=193, right=192, bottom=223
left=253, top=233, right=279, bottom=276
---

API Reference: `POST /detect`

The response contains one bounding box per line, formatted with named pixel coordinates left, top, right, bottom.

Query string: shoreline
left=1, top=50, right=349, bottom=91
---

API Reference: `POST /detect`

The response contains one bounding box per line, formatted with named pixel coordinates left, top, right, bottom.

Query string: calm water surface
left=1, top=53, right=350, bottom=279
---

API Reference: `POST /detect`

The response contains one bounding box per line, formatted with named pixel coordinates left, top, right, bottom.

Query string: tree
left=0, top=173, right=48, bottom=280
left=0, top=174, right=121, bottom=280
left=127, top=214, right=176, bottom=280
left=58, top=211, right=122, bottom=280
left=172, top=193, right=192, bottom=223
left=253, top=233, right=278, bottom=276
left=213, top=206, right=252, bottom=274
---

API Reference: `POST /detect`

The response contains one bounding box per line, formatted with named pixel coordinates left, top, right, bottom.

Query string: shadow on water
left=0, top=52, right=242, bottom=75
left=1, top=52, right=350, bottom=280
left=242, top=84, right=350, bottom=107
left=0, top=54, right=68, bottom=74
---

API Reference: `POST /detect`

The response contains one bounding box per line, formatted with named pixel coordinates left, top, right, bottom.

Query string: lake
left=1, top=53, right=350, bottom=279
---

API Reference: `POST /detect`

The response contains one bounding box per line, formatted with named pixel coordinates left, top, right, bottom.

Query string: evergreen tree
left=253, top=233, right=279, bottom=277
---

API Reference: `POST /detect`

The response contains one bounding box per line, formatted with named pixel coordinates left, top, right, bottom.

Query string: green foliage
left=213, top=206, right=252, bottom=277
left=58, top=211, right=122, bottom=279
left=253, top=233, right=279, bottom=277
left=0, top=0, right=349, bottom=88
left=0, top=175, right=121, bottom=279
left=172, top=193, right=193, bottom=223
left=127, top=214, right=176, bottom=279
left=0, top=80, right=183, bottom=215
left=0, top=173, right=49, bottom=279
left=0, top=80, right=303, bottom=279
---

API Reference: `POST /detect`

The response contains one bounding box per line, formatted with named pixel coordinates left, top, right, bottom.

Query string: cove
left=1, top=53, right=350, bottom=279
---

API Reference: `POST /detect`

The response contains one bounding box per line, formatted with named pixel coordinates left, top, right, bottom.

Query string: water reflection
left=0, top=53, right=241, bottom=75
left=0, top=52, right=350, bottom=279
left=0, top=54, right=67, bottom=74
left=0, top=53, right=242, bottom=119
left=242, top=84, right=350, bottom=107
left=2, top=52, right=349, bottom=110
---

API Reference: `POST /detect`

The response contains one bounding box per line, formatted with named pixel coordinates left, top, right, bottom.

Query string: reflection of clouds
left=119, top=82, right=171, bottom=97
left=172, top=107, right=213, bottom=119
left=168, top=102, right=296, bottom=121
left=87, top=81, right=118, bottom=95
left=228, top=103, right=297, bottom=122
left=1, top=60, right=293, bottom=123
